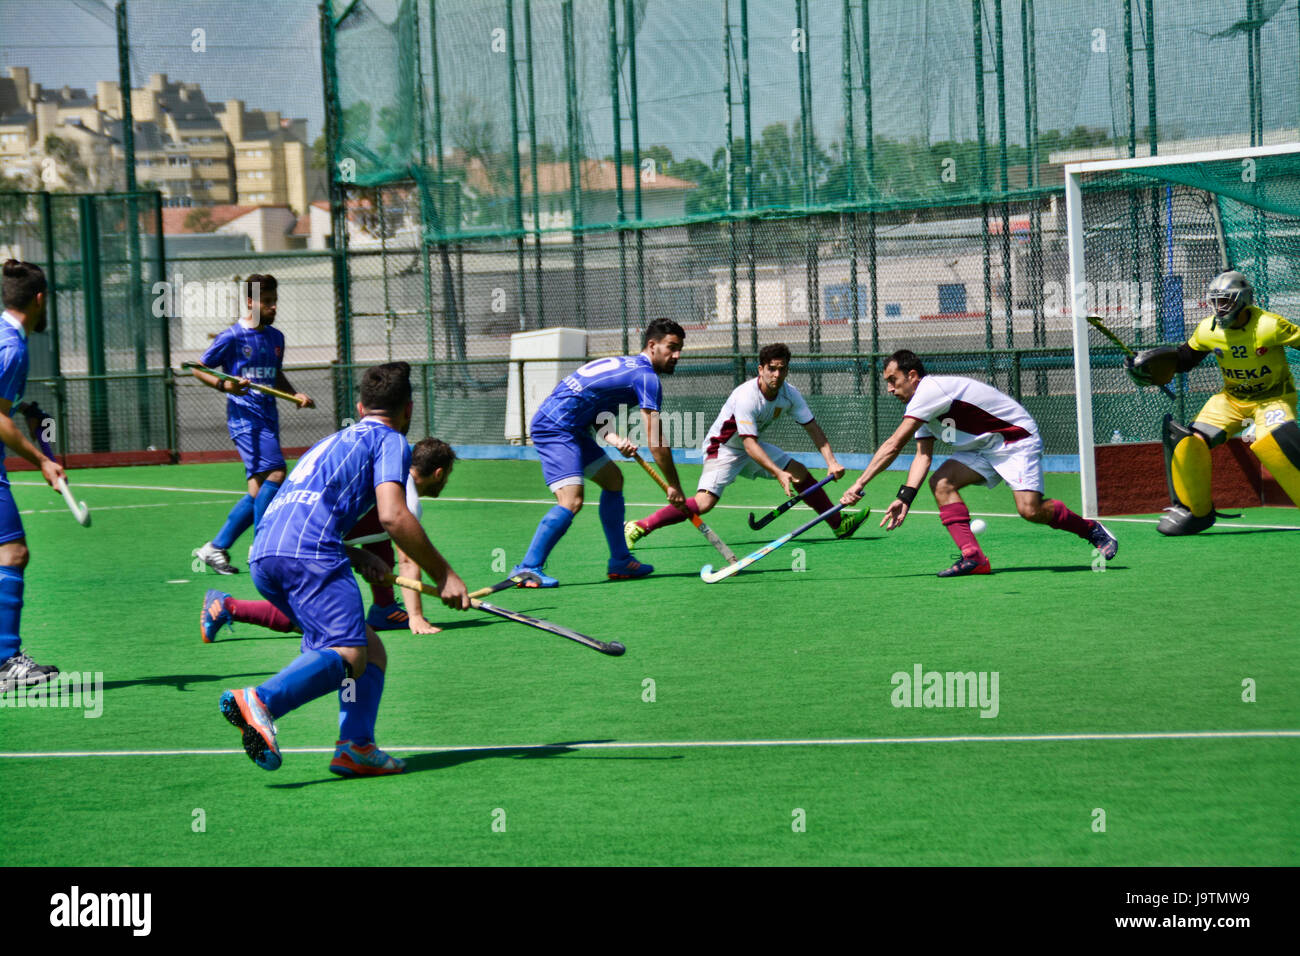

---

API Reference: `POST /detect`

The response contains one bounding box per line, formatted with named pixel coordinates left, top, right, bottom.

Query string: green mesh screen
left=328, top=0, right=1300, bottom=238
left=1077, top=150, right=1300, bottom=448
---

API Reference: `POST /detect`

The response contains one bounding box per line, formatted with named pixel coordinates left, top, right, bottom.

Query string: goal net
left=1065, top=143, right=1300, bottom=517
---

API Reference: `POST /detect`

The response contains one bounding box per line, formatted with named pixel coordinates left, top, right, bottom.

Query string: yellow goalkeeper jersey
left=1187, top=306, right=1300, bottom=400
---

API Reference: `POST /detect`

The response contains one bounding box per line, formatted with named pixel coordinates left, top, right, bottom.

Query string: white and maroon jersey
left=904, top=375, right=1038, bottom=451
left=704, top=378, right=815, bottom=458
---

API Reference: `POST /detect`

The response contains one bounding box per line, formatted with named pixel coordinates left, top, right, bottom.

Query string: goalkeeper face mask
left=1207, top=271, right=1252, bottom=328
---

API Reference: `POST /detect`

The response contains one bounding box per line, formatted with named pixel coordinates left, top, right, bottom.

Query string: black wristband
left=896, top=485, right=918, bottom=506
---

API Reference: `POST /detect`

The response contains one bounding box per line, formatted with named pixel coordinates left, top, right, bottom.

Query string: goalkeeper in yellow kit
left=1125, top=270, right=1300, bottom=534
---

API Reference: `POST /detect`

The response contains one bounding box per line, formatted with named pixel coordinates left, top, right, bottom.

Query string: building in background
left=0, top=67, right=313, bottom=217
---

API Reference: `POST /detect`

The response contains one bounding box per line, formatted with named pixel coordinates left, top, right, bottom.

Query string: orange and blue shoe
left=219, top=687, right=281, bottom=771
left=937, top=553, right=992, bottom=577
left=329, top=739, right=406, bottom=778
left=366, top=602, right=410, bottom=632
left=607, top=556, right=654, bottom=580
left=201, top=589, right=233, bottom=643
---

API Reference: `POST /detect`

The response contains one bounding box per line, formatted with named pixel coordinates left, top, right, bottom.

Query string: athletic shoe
left=510, top=563, right=558, bottom=588
left=833, top=508, right=871, bottom=540
left=219, top=687, right=281, bottom=771
left=1088, top=521, right=1119, bottom=560
left=0, top=649, right=58, bottom=694
left=1156, top=504, right=1216, bottom=536
left=366, top=603, right=410, bottom=631
left=624, top=520, right=649, bottom=551
left=937, top=554, right=992, bottom=577
left=195, top=541, right=238, bottom=575
left=200, top=589, right=233, bottom=643
left=607, top=556, right=654, bottom=580
left=329, top=739, right=407, bottom=778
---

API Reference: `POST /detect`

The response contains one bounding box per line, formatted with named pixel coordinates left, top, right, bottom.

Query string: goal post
left=1064, top=142, right=1300, bottom=518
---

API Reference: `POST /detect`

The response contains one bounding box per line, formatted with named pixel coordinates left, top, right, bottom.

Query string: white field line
left=2, top=728, right=1297, bottom=759
left=11, top=482, right=1300, bottom=529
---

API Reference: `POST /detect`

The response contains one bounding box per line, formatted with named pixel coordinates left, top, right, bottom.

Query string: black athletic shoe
left=1088, top=521, right=1119, bottom=560
left=937, top=554, right=992, bottom=577
left=0, top=649, right=59, bottom=693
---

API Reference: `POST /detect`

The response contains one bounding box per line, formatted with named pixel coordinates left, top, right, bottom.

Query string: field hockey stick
left=181, top=362, right=306, bottom=406
left=384, top=570, right=542, bottom=600
left=701, top=501, right=846, bottom=583
left=630, top=451, right=738, bottom=565
left=1085, top=316, right=1177, bottom=399
left=391, top=574, right=624, bottom=655
left=747, top=473, right=837, bottom=530
left=55, top=476, right=91, bottom=527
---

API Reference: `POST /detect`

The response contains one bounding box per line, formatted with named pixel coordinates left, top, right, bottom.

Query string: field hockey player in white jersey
left=839, top=350, right=1118, bottom=576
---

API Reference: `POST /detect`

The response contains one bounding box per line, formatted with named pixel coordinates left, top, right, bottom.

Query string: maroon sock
left=939, top=502, right=983, bottom=559
left=795, top=476, right=839, bottom=528
left=227, top=597, right=295, bottom=633
left=364, top=541, right=396, bottom=605
left=640, top=499, right=700, bottom=532
left=1046, top=499, right=1095, bottom=541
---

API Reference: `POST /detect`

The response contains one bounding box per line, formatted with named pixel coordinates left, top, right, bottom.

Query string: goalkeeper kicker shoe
left=624, top=520, right=649, bottom=551
left=0, top=649, right=58, bottom=693
left=608, top=556, right=654, bottom=580
left=1087, top=521, right=1119, bottom=560
left=201, top=589, right=233, bottom=643
left=195, top=541, right=239, bottom=575
left=366, top=602, right=410, bottom=631
left=329, top=739, right=407, bottom=777
left=220, top=688, right=281, bottom=771
left=937, top=554, right=992, bottom=577
left=833, top=508, right=870, bottom=540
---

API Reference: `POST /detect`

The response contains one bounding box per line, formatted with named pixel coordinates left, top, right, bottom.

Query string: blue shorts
left=0, top=478, right=24, bottom=545
left=230, top=420, right=286, bottom=479
left=531, top=425, right=613, bottom=491
left=250, top=554, right=367, bottom=652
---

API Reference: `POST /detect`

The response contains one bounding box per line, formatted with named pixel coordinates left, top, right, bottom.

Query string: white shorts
left=698, top=440, right=792, bottom=497
left=948, top=435, right=1044, bottom=493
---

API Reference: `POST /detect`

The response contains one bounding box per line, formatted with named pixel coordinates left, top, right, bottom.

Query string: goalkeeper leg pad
left=1162, top=415, right=1214, bottom=516
left=1251, top=420, right=1300, bottom=508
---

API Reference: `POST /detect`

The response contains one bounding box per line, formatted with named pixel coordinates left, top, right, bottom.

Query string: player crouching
left=1125, top=270, right=1300, bottom=534
left=626, top=343, right=867, bottom=547
left=840, top=350, right=1117, bottom=575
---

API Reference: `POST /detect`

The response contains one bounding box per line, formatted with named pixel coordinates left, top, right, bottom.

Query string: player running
left=1125, top=270, right=1300, bottom=533
left=0, top=260, right=64, bottom=693
left=192, top=274, right=314, bottom=575
left=218, top=362, right=469, bottom=777
left=201, top=438, right=457, bottom=641
left=839, top=349, right=1118, bottom=576
left=625, top=342, right=868, bottom=548
left=510, top=318, right=688, bottom=587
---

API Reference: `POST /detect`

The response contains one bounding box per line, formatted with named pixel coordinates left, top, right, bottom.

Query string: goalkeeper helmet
left=1207, top=271, right=1253, bottom=328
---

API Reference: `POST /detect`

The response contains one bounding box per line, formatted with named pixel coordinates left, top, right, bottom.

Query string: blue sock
left=257, top=649, right=347, bottom=720
left=253, top=480, right=282, bottom=530
left=338, top=663, right=385, bottom=745
left=599, top=490, right=630, bottom=563
left=213, top=495, right=255, bottom=550
left=0, top=566, right=23, bottom=662
left=521, top=505, right=574, bottom=568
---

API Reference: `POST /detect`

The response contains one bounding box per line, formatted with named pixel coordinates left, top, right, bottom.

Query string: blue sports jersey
left=533, top=354, right=662, bottom=432
left=0, top=316, right=30, bottom=482
left=250, top=418, right=411, bottom=562
left=201, top=321, right=286, bottom=431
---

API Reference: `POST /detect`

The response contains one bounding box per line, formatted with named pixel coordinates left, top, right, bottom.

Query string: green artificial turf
left=1, top=460, right=1296, bottom=865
